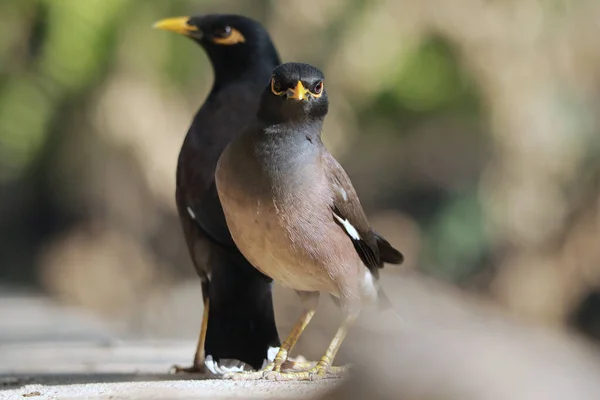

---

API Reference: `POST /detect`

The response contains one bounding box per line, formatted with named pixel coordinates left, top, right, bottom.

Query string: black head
left=153, top=14, right=280, bottom=80
left=258, top=62, right=329, bottom=124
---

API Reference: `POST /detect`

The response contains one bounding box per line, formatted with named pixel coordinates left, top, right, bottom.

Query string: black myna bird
left=153, top=14, right=282, bottom=374
left=215, top=62, right=404, bottom=380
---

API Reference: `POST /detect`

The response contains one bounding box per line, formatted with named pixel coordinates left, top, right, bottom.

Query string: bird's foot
left=262, top=350, right=316, bottom=372
left=223, top=361, right=276, bottom=381
left=169, top=363, right=206, bottom=374
left=224, top=362, right=348, bottom=381
left=264, top=364, right=350, bottom=381
left=281, top=359, right=318, bottom=371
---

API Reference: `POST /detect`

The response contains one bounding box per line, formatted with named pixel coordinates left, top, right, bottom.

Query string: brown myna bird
left=215, top=62, right=404, bottom=381
left=153, top=14, right=282, bottom=374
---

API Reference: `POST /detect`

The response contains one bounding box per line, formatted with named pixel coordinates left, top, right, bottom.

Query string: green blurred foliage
left=393, top=37, right=466, bottom=112
left=424, top=190, right=487, bottom=280
left=0, top=0, right=488, bottom=286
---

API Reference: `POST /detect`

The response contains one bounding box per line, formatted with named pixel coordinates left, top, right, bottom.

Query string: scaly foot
left=264, top=364, right=350, bottom=381
left=224, top=363, right=349, bottom=381
left=281, top=359, right=318, bottom=371
left=223, top=361, right=275, bottom=380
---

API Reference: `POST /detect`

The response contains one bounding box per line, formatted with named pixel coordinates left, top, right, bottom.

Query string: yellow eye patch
left=271, top=76, right=284, bottom=96
left=212, top=28, right=246, bottom=45
left=271, top=78, right=324, bottom=101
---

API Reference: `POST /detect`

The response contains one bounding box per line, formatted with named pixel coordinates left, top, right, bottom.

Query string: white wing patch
left=333, top=183, right=348, bottom=202
left=187, top=206, right=196, bottom=220
left=333, top=212, right=360, bottom=240
left=340, top=187, right=348, bottom=201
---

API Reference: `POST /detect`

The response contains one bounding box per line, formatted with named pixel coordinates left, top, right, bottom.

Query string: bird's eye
left=214, top=25, right=232, bottom=38
left=211, top=26, right=245, bottom=45
left=312, top=81, right=324, bottom=96
left=313, top=82, right=323, bottom=94
left=271, top=76, right=284, bottom=95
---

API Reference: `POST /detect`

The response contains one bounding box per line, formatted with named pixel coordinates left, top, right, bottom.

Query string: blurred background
left=1, top=0, right=600, bottom=367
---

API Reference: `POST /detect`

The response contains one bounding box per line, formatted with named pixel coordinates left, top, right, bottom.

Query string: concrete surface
left=2, top=377, right=335, bottom=400
left=0, top=288, right=340, bottom=399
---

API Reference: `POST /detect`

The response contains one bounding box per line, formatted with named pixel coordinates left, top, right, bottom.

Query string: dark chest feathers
left=255, top=132, right=321, bottom=197
left=244, top=134, right=334, bottom=240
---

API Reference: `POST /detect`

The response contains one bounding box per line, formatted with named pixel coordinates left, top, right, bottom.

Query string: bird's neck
left=210, top=60, right=253, bottom=84
left=261, top=118, right=325, bottom=146
left=209, top=50, right=278, bottom=86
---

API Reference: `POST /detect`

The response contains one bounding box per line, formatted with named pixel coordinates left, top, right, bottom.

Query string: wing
left=323, top=152, right=403, bottom=276
left=190, top=181, right=237, bottom=249
left=176, top=138, right=238, bottom=250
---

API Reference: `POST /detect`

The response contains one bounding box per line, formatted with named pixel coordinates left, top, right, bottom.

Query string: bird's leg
left=224, top=291, right=319, bottom=380
left=223, top=309, right=315, bottom=379
left=266, top=307, right=359, bottom=381
left=171, top=287, right=210, bottom=374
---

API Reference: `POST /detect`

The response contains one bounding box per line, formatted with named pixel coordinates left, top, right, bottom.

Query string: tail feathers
left=205, top=287, right=281, bottom=371
left=374, top=231, right=404, bottom=265
left=204, top=249, right=281, bottom=371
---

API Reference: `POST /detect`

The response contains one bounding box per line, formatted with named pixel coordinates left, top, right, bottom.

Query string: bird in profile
left=152, top=14, right=283, bottom=374
left=215, top=62, right=404, bottom=381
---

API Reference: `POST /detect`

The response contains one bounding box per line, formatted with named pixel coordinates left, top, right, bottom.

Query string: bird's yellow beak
left=287, top=81, right=310, bottom=101
left=153, top=17, right=199, bottom=36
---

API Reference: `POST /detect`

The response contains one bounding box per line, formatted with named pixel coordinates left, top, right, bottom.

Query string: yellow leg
left=272, top=308, right=315, bottom=371
left=224, top=307, right=316, bottom=380
left=171, top=298, right=209, bottom=373
left=265, top=313, right=358, bottom=381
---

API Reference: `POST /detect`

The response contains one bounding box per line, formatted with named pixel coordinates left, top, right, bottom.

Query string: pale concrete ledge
left=4, top=274, right=600, bottom=400
left=0, top=288, right=340, bottom=399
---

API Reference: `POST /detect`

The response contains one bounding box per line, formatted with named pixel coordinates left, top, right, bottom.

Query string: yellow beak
left=287, top=81, right=310, bottom=101
left=152, top=17, right=199, bottom=36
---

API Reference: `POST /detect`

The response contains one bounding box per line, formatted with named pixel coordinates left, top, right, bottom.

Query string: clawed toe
left=223, top=370, right=268, bottom=381
left=263, top=366, right=327, bottom=381
left=223, top=362, right=275, bottom=380
left=224, top=362, right=351, bottom=381
left=259, top=364, right=349, bottom=381
left=281, top=359, right=318, bottom=371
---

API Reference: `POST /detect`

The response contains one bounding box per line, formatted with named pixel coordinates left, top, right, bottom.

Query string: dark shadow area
left=570, top=290, right=600, bottom=342
left=0, top=372, right=214, bottom=390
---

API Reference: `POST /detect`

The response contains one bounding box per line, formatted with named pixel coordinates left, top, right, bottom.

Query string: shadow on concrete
left=0, top=372, right=214, bottom=390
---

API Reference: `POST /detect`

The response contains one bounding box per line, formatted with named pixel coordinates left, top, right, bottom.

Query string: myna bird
left=215, top=62, right=404, bottom=381
left=153, top=14, right=282, bottom=374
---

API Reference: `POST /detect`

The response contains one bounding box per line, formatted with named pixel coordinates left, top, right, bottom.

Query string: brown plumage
left=215, top=62, right=403, bottom=381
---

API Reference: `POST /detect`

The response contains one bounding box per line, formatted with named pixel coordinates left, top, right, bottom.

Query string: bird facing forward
left=153, top=14, right=282, bottom=374
left=215, top=62, right=404, bottom=381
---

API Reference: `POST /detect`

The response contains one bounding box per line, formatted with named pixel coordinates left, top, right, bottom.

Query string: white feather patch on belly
left=360, top=269, right=378, bottom=303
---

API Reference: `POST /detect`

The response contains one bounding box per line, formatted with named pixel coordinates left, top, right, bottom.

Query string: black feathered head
left=258, top=62, right=329, bottom=124
left=154, top=14, right=279, bottom=78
